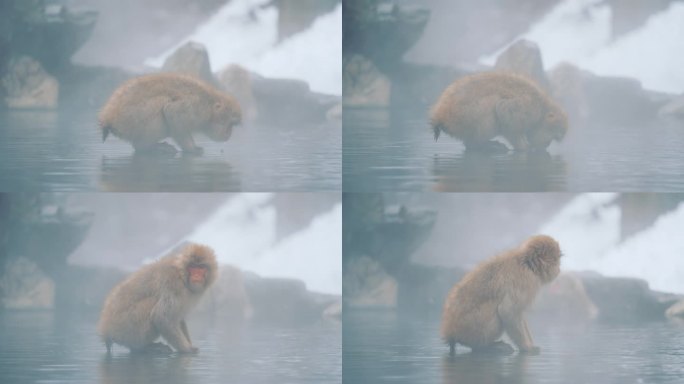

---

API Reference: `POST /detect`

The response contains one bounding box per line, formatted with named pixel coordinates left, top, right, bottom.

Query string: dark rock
left=343, top=54, right=391, bottom=108
left=4, top=1, right=97, bottom=72
left=579, top=274, right=671, bottom=322
left=243, top=272, right=339, bottom=324
left=195, top=264, right=252, bottom=323
left=1, top=55, right=59, bottom=109
left=343, top=255, right=397, bottom=309
left=0, top=257, right=55, bottom=310
left=344, top=2, right=430, bottom=67
left=549, top=62, right=663, bottom=126
left=532, top=272, right=598, bottom=322
left=7, top=205, right=93, bottom=273
left=495, top=39, right=550, bottom=91
left=218, top=64, right=258, bottom=122
left=161, top=41, right=217, bottom=87
left=251, top=74, right=339, bottom=125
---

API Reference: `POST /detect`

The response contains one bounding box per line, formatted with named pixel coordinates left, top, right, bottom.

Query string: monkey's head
left=176, top=243, right=219, bottom=294
left=521, top=235, right=562, bottom=283
left=206, top=96, right=242, bottom=142
left=528, top=106, right=568, bottom=150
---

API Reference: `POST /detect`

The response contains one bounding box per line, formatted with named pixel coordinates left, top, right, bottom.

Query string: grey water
left=343, top=311, right=684, bottom=384
left=0, top=109, right=341, bottom=192
left=0, top=311, right=341, bottom=384
left=343, top=109, right=684, bottom=192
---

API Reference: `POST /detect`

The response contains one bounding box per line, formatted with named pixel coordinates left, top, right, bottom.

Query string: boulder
left=218, top=64, right=258, bottom=122
left=549, top=62, right=661, bottom=126
left=251, top=74, right=338, bottom=124
left=495, top=39, right=550, bottom=91
left=343, top=256, right=397, bottom=309
left=161, top=41, right=216, bottom=86
left=243, top=272, right=339, bottom=324
left=0, top=257, right=55, bottom=310
left=579, top=274, right=671, bottom=322
left=343, top=54, right=391, bottom=108
left=2, top=55, right=59, bottom=109
left=195, top=264, right=253, bottom=322
left=532, top=272, right=599, bottom=322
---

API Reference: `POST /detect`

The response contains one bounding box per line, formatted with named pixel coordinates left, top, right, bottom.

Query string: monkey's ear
left=214, top=101, right=223, bottom=110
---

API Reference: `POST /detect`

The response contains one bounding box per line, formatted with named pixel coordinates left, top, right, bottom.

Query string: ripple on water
left=0, top=110, right=340, bottom=192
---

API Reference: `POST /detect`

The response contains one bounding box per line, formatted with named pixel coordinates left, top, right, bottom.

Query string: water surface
left=343, top=311, right=684, bottom=384
left=0, top=110, right=340, bottom=192
left=343, top=109, right=684, bottom=192
left=0, top=312, right=341, bottom=384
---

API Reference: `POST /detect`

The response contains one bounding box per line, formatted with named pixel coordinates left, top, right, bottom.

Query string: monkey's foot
left=464, top=140, right=509, bottom=154
left=133, top=342, right=174, bottom=355
left=472, top=341, right=515, bottom=355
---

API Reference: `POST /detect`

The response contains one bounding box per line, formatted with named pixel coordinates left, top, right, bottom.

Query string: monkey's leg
left=162, top=100, right=204, bottom=154
left=180, top=320, right=193, bottom=346
left=449, top=340, right=456, bottom=356
left=172, top=131, right=204, bottom=155
left=498, top=298, right=540, bottom=354
left=105, top=338, right=113, bottom=354
left=155, top=319, right=198, bottom=354
left=495, top=96, right=539, bottom=152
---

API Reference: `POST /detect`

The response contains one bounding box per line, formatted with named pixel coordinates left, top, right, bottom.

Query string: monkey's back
left=430, top=72, right=549, bottom=142
left=98, top=73, right=218, bottom=146
left=97, top=261, right=176, bottom=349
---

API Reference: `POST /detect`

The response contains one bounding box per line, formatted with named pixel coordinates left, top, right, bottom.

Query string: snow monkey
left=430, top=72, right=568, bottom=152
left=441, top=235, right=562, bottom=355
left=99, top=73, right=242, bottom=154
left=98, top=243, right=218, bottom=354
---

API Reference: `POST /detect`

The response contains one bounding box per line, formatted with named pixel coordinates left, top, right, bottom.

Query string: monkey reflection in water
left=441, top=235, right=562, bottom=355
left=98, top=243, right=218, bottom=354
left=99, top=73, right=242, bottom=155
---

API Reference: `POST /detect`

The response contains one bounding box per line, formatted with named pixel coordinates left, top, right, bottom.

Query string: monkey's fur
left=430, top=72, right=567, bottom=152
left=441, top=235, right=562, bottom=354
left=99, top=73, right=242, bottom=153
left=98, top=243, right=218, bottom=354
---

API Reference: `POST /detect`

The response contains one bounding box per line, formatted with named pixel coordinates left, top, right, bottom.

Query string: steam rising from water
left=540, top=193, right=684, bottom=294
left=145, top=0, right=342, bottom=95
left=480, top=0, right=684, bottom=93
left=182, top=194, right=342, bottom=295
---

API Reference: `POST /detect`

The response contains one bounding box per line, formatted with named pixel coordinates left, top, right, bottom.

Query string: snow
left=145, top=0, right=341, bottom=95
left=539, top=193, right=684, bottom=294
left=181, top=194, right=341, bottom=295
left=480, top=0, right=684, bottom=94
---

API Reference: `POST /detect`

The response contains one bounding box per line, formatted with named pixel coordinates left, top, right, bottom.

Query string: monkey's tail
left=430, top=119, right=443, bottom=141
left=100, top=121, right=111, bottom=143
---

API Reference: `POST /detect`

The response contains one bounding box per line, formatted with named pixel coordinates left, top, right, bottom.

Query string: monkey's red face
left=187, top=265, right=209, bottom=292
